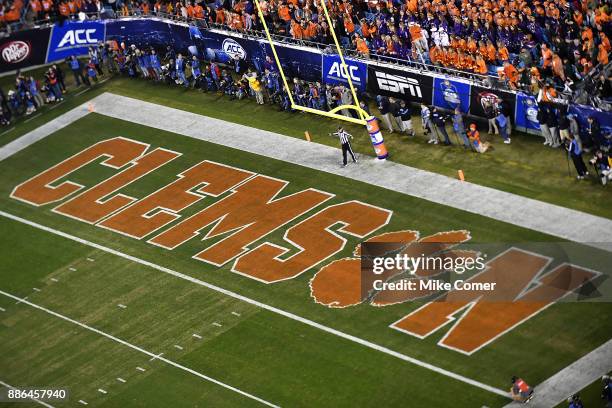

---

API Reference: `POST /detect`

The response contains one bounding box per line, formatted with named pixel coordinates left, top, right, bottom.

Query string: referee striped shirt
left=333, top=130, right=352, bottom=144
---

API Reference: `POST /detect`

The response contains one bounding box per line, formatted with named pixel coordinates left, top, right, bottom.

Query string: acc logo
left=1, top=41, right=30, bottom=64
left=222, top=39, right=246, bottom=60
left=57, top=29, right=98, bottom=49
left=327, top=61, right=361, bottom=83
left=441, top=80, right=460, bottom=107
left=524, top=98, right=539, bottom=124
left=375, top=71, right=422, bottom=98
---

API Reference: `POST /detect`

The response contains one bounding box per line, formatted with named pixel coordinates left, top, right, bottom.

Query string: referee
left=331, top=126, right=357, bottom=167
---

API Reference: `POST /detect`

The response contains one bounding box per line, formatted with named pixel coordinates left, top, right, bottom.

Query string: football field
left=0, top=92, right=610, bottom=407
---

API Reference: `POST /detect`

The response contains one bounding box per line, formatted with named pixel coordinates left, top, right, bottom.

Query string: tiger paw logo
left=310, top=230, right=474, bottom=308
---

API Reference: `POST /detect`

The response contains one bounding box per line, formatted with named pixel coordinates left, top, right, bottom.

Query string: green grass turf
left=0, top=68, right=610, bottom=220
left=0, top=113, right=610, bottom=407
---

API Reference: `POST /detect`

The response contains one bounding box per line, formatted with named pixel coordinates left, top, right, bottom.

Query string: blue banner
left=515, top=93, right=540, bottom=131
left=46, top=20, right=106, bottom=62
left=568, top=104, right=612, bottom=136
left=432, top=77, right=470, bottom=113
left=322, top=55, right=367, bottom=91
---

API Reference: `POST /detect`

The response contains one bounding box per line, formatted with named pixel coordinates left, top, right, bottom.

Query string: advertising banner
left=515, top=93, right=541, bottom=131
left=469, top=85, right=516, bottom=121
left=46, top=20, right=106, bottom=62
left=0, top=27, right=51, bottom=73
left=432, top=77, right=471, bottom=113
left=322, top=54, right=367, bottom=91
left=367, top=64, right=433, bottom=104
left=105, top=18, right=175, bottom=49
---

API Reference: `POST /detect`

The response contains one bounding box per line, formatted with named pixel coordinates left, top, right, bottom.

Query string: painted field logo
left=10, top=137, right=602, bottom=355
left=1, top=41, right=30, bottom=64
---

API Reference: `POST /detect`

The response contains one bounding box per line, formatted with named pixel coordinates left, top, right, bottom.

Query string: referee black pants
left=342, top=141, right=356, bottom=165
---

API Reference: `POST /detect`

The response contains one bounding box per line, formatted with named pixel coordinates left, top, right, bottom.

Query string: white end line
left=0, top=289, right=279, bottom=408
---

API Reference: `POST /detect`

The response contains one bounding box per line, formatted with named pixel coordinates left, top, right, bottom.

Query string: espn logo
left=375, top=71, right=422, bottom=98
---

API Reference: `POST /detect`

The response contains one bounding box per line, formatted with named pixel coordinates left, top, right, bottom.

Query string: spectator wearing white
left=420, top=103, right=437, bottom=144
left=339, top=84, right=353, bottom=118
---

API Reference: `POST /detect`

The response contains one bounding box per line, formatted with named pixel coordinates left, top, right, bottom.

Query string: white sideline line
left=192, top=334, right=202, bottom=339
left=23, top=113, right=41, bottom=123
left=75, top=88, right=91, bottom=97
left=0, top=289, right=279, bottom=408
left=48, top=101, right=65, bottom=110
left=0, top=127, right=15, bottom=136
left=136, top=366, right=146, bottom=372
left=0, top=380, right=55, bottom=408
left=0, top=210, right=508, bottom=398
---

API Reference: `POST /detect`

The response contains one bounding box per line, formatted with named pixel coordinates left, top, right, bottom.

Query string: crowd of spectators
left=0, top=39, right=609, bottom=185
left=0, top=44, right=110, bottom=123
left=118, top=0, right=612, bottom=103
left=2, top=0, right=611, bottom=105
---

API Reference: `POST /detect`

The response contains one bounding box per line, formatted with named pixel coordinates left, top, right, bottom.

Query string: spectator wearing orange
left=502, top=61, right=519, bottom=89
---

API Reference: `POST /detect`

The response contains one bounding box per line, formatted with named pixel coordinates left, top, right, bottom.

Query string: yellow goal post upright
left=253, top=0, right=389, bottom=159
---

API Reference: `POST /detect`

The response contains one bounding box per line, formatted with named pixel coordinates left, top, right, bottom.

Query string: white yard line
left=192, top=333, right=202, bottom=339
left=0, top=210, right=508, bottom=398
left=0, top=380, right=55, bottom=408
left=78, top=400, right=88, bottom=405
left=116, top=378, right=126, bottom=383
left=0, top=289, right=279, bottom=408
left=136, top=366, right=146, bottom=372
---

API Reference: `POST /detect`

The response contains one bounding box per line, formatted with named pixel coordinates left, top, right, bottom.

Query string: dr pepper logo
left=1, top=40, right=30, bottom=64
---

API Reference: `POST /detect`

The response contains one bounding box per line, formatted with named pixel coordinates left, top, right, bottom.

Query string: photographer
left=602, top=375, right=612, bottom=407
left=432, top=107, right=451, bottom=145
left=510, top=376, right=534, bottom=403
left=452, top=108, right=470, bottom=149
left=590, top=150, right=612, bottom=185
left=567, top=394, right=583, bottom=408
